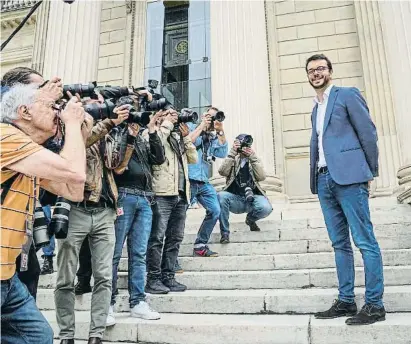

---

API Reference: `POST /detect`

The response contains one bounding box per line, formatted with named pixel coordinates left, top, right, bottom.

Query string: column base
left=397, top=164, right=411, bottom=204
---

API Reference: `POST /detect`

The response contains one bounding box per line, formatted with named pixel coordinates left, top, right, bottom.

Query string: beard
left=309, top=74, right=331, bottom=90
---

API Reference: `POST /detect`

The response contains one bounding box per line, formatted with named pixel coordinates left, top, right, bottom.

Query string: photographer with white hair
left=0, top=81, right=89, bottom=344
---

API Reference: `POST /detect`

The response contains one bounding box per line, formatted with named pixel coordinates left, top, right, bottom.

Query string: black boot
left=346, top=304, right=386, bottom=325
left=75, top=279, right=92, bottom=295
left=162, top=278, right=187, bottom=292
left=245, top=218, right=260, bottom=231
left=314, top=299, right=357, bottom=319
left=145, top=279, right=170, bottom=294
left=60, top=339, right=74, bottom=344
left=40, top=255, right=54, bottom=275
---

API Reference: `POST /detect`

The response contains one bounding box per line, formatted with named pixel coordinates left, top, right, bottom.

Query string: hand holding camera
left=241, top=147, right=254, bottom=157
left=179, top=123, right=190, bottom=137
left=231, top=139, right=241, bottom=155
left=59, top=96, right=86, bottom=126
left=147, top=111, right=162, bottom=133
left=40, top=77, right=63, bottom=101
left=112, top=105, right=130, bottom=125
left=81, top=114, right=94, bottom=143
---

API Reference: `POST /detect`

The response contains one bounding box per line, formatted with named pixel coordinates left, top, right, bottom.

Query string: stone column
left=209, top=0, right=283, bottom=197
left=126, top=0, right=147, bottom=87
left=42, top=0, right=101, bottom=83
left=354, top=1, right=402, bottom=197
left=31, top=0, right=50, bottom=74
left=378, top=1, right=411, bottom=204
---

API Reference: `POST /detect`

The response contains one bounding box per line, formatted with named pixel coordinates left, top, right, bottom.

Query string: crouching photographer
left=54, top=101, right=130, bottom=344
left=106, top=109, right=165, bottom=326
left=218, top=134, right=273, bottom=243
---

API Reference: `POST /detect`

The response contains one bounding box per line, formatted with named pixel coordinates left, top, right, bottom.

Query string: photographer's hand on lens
left=39, top=78, right=63, bottom=101
left=179, top=123, right=190, bottom=137
left=136, top=89, right=153, bottom=102
left=242, top=147, right=254, bottom=157
left=231, top=140, right=241, bottom=155
left=147, top=111, right=162, bottom=133
left=59, top=96, right=85, bottom=125
left=112, top=105, right=130, bottom=125
left=81, top=114, right=94, bottom=142
left=128, top=123, right=139, bottom=137
left=214, top=120, right=224, bottom=131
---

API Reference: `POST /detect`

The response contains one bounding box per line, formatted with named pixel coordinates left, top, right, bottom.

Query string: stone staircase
left=38, top=199, right=411, bottom=344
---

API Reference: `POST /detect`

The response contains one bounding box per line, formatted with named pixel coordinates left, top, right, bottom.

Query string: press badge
left=117, top=207, right=124, bottom=216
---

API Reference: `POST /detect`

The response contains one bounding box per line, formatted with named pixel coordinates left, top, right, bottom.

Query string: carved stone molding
left=125, top=0, right=133, bottom=14
left=354, top=1, right=401, bottom=196
left=1, top=15, right=36, bottom=29
left=378, top=1, right=411, bottom=204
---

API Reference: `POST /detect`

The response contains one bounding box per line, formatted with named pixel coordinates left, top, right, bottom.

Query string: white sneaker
left=106, top=305, right=116, bottom=327
left=130, top=301, right=161, bottom=320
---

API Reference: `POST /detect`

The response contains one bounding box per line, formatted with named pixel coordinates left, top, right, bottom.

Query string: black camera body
left=237, top=134, right=253, bottom=152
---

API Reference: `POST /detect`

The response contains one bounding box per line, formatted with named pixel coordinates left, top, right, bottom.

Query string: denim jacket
left=187, top=123, right=228, bottom=183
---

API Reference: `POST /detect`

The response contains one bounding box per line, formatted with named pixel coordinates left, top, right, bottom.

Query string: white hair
left=0, top=83, right=38, bottom=124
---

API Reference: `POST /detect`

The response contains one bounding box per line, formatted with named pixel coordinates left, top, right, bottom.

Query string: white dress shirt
left=314, top=84, right=334, bottom=168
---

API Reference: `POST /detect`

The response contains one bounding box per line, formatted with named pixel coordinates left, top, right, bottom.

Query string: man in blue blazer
left=307, top=54, right=385, bottom=325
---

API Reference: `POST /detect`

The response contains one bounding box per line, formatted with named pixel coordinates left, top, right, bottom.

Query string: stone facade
left=1, top=0, right=410, bottom=204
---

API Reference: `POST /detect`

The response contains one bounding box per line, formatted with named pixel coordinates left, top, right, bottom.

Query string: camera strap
left=20, top=177, right=38, bottom=272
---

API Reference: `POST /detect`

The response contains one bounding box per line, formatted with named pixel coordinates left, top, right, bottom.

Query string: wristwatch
left=217, top=130, right=224, bottom=136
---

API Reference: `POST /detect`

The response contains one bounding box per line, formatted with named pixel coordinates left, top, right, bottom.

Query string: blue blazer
left=310, top=86, right=379, bottom=194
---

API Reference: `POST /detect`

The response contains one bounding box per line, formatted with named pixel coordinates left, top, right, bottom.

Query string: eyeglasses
left=307, top=66, right=329, bottom=75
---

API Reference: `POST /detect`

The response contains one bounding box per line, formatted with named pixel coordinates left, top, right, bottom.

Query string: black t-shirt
left=114, top=152, right=148, bottom=190
left=227, top=161, right=251, bottom=196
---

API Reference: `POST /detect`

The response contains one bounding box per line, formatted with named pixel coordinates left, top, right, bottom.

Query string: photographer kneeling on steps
left=217, top=134, right=273, bottom=244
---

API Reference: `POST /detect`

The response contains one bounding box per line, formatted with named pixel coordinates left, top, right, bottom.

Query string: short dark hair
left=207, top=106, right=219, bottom=112
left=1, top=67, right=42, bottom=87
left=305, top=54, right=333, bottom=73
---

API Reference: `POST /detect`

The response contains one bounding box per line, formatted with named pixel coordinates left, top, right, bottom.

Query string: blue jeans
left=318, top=171, right=384, bottom=307
left=41, top=205, right=55, bottom=257
left=111, top=193, right=153, bottom=308
left=190, top=181, right=221, bottom=247
left=218, top=191, right=273, bottom=234
left=1, top=274, right=53, bottom=344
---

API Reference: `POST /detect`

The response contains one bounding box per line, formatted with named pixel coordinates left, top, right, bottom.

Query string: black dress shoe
left=60, top=339, right=74, bottom=344
left=75, top=281, right=92, bottom=295
left=88, top=337, right=102, bottom=344
left=346, top=304, right=386, bottom=325
left=314, top=299, right=357, bottom=319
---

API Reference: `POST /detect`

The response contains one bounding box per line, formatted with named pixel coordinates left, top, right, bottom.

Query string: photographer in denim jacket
left=187, top=107, right=228, bottom=257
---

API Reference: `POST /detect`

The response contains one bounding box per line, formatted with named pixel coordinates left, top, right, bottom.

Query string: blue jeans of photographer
left=218, top=191, right=273, bottom=234
left=111, top=192, right=153, bottom=308
left=1, top=274, right=53, bottom=344
left=190, top=180, right=220, bottom=247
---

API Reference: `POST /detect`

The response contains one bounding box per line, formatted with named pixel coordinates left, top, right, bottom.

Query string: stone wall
left=268, top=0, right=364, bottom=200
left=97, top=1, right=129, bottom=85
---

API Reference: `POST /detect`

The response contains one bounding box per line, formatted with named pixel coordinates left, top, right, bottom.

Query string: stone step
left=182, top=222, right=411, bottom=244
left=39, top=266, right=411, bottom=290
left=43, top=311, right=411, bottom=344
left=118, top=249, right=411, bottom=272
left=38, top=286, right=411, bottom=314
left=123, top=235, right=411, bottom=258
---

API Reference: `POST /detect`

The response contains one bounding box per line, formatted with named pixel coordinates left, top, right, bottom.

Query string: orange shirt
left=0, top=123, right=43, bottom=280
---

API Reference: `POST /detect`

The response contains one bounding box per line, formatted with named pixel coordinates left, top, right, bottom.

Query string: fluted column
left=354, top=1, right=402, bottom=196
left=209, top=0, right=283, bottom=196
left=42, top=0, right=101, bottom=83
left=378, top=1, right=411, bottom=204
left=127, top=0, right=147, bottom=87
left=31, top=0, right=50, bottom=74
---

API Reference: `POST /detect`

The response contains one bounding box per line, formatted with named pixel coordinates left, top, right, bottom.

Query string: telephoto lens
left=49, top=197, right=71, bottom=239
left=178, top=108, right=199, bottom=124
left=83, top=99, right=116, bottom=121
left=212, top=111, right=225, bottom=122
left=244, top=187, right=255, bottom=203
left=33, top=205, right=51, bottom=248
left=62, top=82, right=96, bottom=99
